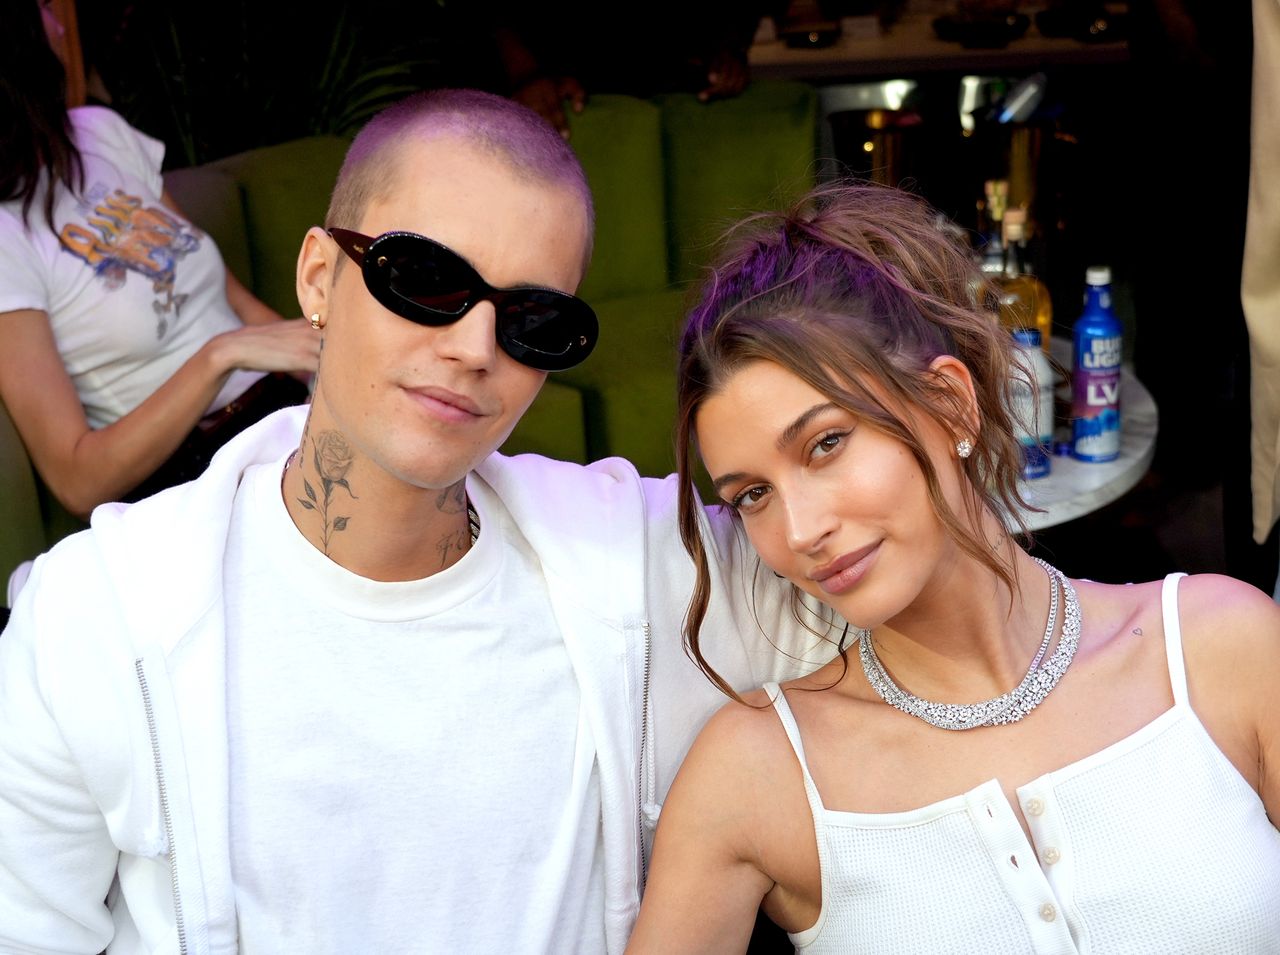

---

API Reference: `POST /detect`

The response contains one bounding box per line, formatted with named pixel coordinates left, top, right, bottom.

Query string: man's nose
left=435, top=300, right=499, bottom=370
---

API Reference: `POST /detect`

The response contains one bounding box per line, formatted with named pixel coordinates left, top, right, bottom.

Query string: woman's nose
left=783, top=493, right=837, bottom=555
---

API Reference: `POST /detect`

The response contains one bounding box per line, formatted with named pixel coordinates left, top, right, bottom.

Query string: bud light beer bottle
left=1071, top=266, right=1122, bottom=462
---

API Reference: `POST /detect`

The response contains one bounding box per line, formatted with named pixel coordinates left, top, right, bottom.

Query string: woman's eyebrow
left=711, top=471, right=748, bottom=495
left=777, top=402, right=838, bottom=451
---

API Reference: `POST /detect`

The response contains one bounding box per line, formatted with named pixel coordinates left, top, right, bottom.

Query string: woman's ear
left=928, top=354, right=982, bottom=439
left=296, top=226, right=335, bottom=321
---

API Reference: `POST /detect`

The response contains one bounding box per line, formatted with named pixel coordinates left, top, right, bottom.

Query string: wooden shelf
left=749, top=13, right=1128, bottom=82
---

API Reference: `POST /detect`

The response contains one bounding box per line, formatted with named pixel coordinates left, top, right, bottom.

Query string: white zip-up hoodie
left=0, top=406, right=835, bottom=954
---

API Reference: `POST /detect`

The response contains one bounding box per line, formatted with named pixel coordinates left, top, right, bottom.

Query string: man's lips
left=807, top=541, right=881, bottom=595
left=404, top=385, right=486, bottom=421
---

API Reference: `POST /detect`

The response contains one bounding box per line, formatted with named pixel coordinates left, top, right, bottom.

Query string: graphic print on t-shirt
left=58, top=185, right=201, bottom=339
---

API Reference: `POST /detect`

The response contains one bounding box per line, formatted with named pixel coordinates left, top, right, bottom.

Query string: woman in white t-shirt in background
left=0, top=1, right=320, bottom=517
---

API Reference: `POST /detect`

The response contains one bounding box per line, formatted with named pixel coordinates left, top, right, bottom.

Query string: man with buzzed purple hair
left=0, top=89, right=835, bottom=953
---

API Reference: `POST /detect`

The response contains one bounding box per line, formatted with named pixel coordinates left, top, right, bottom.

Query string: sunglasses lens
left=498, top=294, right=597, bottom=371
left=376, top=237, right=477, bottom=318
left=502, top=296, right=574, bottom=353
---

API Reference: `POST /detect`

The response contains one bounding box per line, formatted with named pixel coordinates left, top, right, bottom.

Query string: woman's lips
left=808, top=541, right=881, bottom=596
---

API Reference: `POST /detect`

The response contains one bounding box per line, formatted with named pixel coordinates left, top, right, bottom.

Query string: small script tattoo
left=295, top=430, right=358, bottom=553
left=434, top=482, right=469, bottom=568
left=436, top=528, right=471, bottom=569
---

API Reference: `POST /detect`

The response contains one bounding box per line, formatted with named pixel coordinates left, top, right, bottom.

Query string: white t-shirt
left=223, top=454, right=606, bottom=953
left=0, top=106, right=259, bottom=428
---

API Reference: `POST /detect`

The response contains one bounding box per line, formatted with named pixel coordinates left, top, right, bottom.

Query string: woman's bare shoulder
left=1167, top=573, right=1280, bottom=694
left=672, top=683, right=820, bottom=799
left=694, top=685, right=795, bottom=760
left=659, top=686, right=812, bottom=847
left=1172, top=573, right=1280, bottom=650
left=1072, top=571, right=1278, bottom=653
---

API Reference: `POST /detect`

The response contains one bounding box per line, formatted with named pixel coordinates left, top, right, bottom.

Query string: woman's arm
left=627, top=702, right=788, bottom=954
left=1176, top=574, right=1280, bottom=821
left=0, top=307, right=318, bottom=517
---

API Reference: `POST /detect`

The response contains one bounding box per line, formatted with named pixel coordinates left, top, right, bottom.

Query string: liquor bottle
left=976, top=181, right=1012, bottom=321
left=976, top=179, right=1008, bottom=272
left=1071, top=266, right=1122, bottom=462
left=1011, top=327, right=1054, bottom=479
left=999, top=208, right=1054, bottom=352
left=983, top=178, right=1009, bottom=227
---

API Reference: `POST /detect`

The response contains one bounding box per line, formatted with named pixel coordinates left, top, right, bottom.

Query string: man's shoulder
left=26, top=410, right=302, bottom=626
left=478, top=450, right=685, bottom=519
left=28, top=477, right=215, bottom=610
left=480, top=449, right=645, bottom=486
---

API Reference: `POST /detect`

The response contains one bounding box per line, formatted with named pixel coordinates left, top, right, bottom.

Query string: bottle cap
left=1085, top=265, right=1112, bottom=286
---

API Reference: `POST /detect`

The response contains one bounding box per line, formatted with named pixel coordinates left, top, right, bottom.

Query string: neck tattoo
left=282, top=450, right=479, bottom=550
left=858, top=558, right=1080, bottom=731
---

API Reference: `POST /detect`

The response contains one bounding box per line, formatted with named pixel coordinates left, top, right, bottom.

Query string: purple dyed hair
left=325, top=88, right=595, bottom=265
left=674, top=183, right=1034, bottom=702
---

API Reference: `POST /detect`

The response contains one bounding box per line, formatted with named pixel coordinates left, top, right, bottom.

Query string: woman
left=0, top=0, right=319, bottom=518
left=628, top=184, right=1280, bottom=952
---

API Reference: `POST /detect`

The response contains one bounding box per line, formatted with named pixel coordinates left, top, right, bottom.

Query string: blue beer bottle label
left=1071, top=269, right=1122, bottom=463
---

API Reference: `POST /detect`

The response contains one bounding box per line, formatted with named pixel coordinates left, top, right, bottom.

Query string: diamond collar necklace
left=858, top=558, right=1080, bottom=731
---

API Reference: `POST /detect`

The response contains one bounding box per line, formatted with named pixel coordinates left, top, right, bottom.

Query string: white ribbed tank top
left=766, top=574, right=1280, bottom=954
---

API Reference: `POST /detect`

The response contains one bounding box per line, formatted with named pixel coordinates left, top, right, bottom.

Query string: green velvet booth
left=0, top=80, right=817, bottom=601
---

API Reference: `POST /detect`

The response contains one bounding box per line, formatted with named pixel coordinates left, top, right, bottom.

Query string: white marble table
left=1014, top=338, right=1158, bottom=532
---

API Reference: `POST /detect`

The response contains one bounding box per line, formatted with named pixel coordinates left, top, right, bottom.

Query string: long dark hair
left=676, top=183, right=1034, bottom=701
left=1, top=0, right=84, bottom=229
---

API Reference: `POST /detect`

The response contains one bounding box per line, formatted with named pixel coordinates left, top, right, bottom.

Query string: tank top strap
left=1160, top=573, right=1191, bottom=706
left=763, top=682, right=829, bottom=819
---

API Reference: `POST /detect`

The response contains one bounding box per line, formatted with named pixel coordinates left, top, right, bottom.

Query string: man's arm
left=0, top=559, right=119, bottom=952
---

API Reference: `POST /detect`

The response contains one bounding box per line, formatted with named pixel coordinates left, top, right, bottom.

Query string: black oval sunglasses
left=328, top=228, right=598, bottom=372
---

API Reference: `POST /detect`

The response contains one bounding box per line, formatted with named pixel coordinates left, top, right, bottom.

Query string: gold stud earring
left=309, top=313, right=324, bottom=330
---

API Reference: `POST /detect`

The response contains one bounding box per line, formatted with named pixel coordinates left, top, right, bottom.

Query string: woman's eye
left=811, top=431, right=847, bottom=459
left=729, top=485, right=769, bottom=511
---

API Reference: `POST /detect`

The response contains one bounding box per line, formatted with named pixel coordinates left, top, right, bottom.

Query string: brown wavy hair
left=676, top=183, right=1034, bottom=701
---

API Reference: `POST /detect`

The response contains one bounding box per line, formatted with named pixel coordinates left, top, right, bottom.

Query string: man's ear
left=297, top=226, right=336, bottom=321
left=928, top=354, right=982, bottom=439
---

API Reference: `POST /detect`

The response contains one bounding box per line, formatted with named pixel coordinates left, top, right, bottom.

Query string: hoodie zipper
left=637, top=620, right=653, bottom=888
left=135, top=659, right=189, bottom=955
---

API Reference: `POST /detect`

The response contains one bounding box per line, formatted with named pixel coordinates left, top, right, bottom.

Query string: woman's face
left=695, top=359, right=969, bottom=629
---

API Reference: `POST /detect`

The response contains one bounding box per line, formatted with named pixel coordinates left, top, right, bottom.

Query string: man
left=0, top=90, right=833, bottom=952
